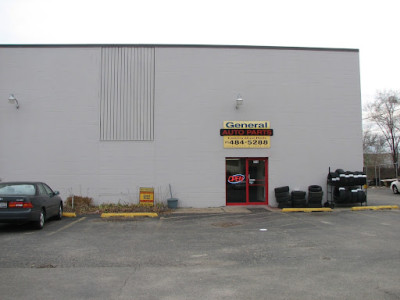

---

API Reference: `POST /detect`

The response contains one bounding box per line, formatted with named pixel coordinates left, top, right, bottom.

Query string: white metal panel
left=100, top=47, right=155, bottom=140
left=0, top=45, right=362, bottom=207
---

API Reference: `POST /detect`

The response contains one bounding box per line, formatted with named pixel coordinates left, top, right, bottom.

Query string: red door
left=226, top=158, right=268, bottom=205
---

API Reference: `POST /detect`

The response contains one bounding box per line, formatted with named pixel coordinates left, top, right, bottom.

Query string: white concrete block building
left=0, top=45, right=363, bottom=207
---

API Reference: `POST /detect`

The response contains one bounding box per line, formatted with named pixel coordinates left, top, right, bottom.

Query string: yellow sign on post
left=139, top=187, right=154, bottom=206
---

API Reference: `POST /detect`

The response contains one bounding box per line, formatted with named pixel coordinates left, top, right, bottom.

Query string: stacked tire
left=334, top=187, right=366, bottom=204
left=329, top=168, right=367, bottom=206
left=274, top=186, right=291, bottom=208
left=291, top=191, right=307, bottom=208
left=308, top=185, right=323, bottom=208
left=327, top=169, right=367, bottom=187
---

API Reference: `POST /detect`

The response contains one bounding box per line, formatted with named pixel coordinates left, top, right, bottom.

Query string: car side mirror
left=53, top=191, right=60, bottom=196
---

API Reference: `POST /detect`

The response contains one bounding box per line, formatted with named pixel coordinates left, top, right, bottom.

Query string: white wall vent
left=100, top=47, right=155, bottom=141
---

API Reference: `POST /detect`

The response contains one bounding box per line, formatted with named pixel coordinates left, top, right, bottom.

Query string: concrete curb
left=171, top=207, right=252, bottom=214
left=100, top=212, right=158, bottom=218
left=282, top=208, right=333, bottom=213
left=62, top=212, right=77, bottom=218
left=351, top=205, right=399, bottom=211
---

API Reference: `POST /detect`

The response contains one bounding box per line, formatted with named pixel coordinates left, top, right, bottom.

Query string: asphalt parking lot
left=0, top=188, right=399, bottom=300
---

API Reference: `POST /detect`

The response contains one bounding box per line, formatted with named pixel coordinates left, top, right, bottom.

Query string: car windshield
left=0, top=184, right=36, bottom=196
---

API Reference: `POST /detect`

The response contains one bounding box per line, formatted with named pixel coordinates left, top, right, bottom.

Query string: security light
left=8, top=94, right=19, bottom=109
left=236, top=94, right=243, bottom=109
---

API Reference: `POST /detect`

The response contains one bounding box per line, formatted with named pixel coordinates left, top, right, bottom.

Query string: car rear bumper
left=0, top=209, right=39, bottom=223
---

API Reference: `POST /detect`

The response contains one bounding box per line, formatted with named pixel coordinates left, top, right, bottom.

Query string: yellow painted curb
left=282, top=208, right=332, bottom=213
left=62, top=212, right=77, bottom=217
left=351, top=205, right=399, bottom=211
left=100, top=212, right=158, bottom=218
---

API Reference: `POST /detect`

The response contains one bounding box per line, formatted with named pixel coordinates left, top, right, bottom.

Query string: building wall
left=0, top=45, right=363, bottom=207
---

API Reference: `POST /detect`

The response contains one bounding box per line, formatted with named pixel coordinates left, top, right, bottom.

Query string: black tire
left=354, top=172, right=365, bottom=185
left=337, top=189, right=347, bottom=203
left=308, top=198, right=322, bottom=204
left=276, top=196, right=291, bottom=203
left=34, top=209, right=45, bottom=230
left=292, top=204, right=307, bottom=208
left=275, top=191, right=290, bottom=199
left=308, top=194, right=322, bottom=200
left=274, top=186, right=289, bottom=193
left=292, top=199, right=307, bottom=206
left=309, top=197, right=323, bottom=204
left=351, top=191, right=359, bottom=203
left=292, top=198, right=306, bottom=203
left=308, top=191, right=323, bottom=198
left=308, top=203, right=322, bottom=208
left=346, top=172, right=355, bottom=185
left=357, top=191, right=366, bottom=203
left=55, top=203, right=63, bottom=220
left=393, top=185, right=399, bottom=194
left=328, top=172, right=340, bottom=186
left=278, top=203, right=292, bottom=209
left=291, top=191, right=306, bottom=199
left=339, top=174, right=348, bottom=186
left=328, top=172, right=338, bottom=179
left=308, top=185, right=322, bottom=192
left=360, top=174, right=367, bottom=185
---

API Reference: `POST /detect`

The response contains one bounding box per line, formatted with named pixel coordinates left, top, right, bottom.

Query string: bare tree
left=365, top=90, right=400, bottom=170
left=363, top=126, right=386, bottom=166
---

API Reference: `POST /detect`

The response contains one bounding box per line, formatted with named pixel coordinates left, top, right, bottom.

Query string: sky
left=0, top=0, right=398, bottom=106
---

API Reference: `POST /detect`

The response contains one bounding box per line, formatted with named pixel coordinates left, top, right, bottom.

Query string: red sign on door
left=228, top=174, right=245, bottom=184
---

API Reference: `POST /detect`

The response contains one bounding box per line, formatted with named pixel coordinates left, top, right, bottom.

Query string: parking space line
left=101, top=212, right=158, bottom=218
left=47, top=217, right=86, bottom=236
left=282, top=208, right=333, bottom=213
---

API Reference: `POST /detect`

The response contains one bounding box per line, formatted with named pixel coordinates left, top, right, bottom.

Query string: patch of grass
left=99, top=202, right=168, bottom=213
left=64, top=196, right=97, bottom=214
left=63, top=196, right=169, bottom=215
left=65, top=196, right=93, bottom=207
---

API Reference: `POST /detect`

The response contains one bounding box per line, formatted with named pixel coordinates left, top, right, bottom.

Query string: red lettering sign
left=228, top=174, right=245, bottom=184
left=220, top=129, right=273, bottom=136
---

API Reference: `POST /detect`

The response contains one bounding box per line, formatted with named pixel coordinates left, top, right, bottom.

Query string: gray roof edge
left=0, top=43, right=359, bottom=52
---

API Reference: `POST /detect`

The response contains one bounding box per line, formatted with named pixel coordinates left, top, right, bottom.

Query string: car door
left=42, top=183, right=59, bottom=216
left=37, top=183, right=53, bottom=218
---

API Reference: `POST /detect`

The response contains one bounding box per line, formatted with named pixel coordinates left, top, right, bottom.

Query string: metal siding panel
left=150, top=48, right=154, bottom=140
left=100, top=48, right=104, bottom=140
left=100, top=46, right=154, bottom=141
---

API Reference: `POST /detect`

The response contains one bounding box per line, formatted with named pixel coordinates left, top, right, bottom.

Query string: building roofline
left=0, top=43, right=359, bottom=53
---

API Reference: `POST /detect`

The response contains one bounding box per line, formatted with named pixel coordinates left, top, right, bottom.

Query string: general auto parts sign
left=221, top=121, right=272, bottom=149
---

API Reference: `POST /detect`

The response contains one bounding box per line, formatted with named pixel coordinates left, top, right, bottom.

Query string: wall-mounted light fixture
left=8, top=94, right=19, bottom=109
left=235, top=94, right=243, bottom=109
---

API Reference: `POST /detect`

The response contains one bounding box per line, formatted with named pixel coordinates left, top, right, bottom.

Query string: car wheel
left=393, top=185, right=399, bottom=194
left=55, top=203, right=63, bottom=220
left=34, top=209, right=45, bottom=230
